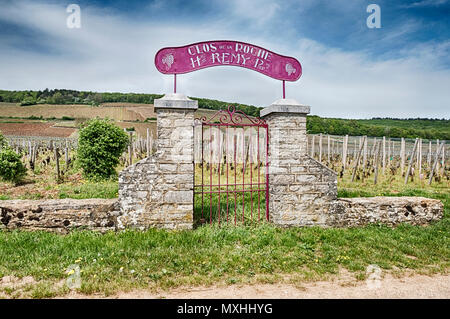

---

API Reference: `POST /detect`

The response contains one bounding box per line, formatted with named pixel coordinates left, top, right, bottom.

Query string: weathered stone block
left=164, top=191, right=192, bottom=204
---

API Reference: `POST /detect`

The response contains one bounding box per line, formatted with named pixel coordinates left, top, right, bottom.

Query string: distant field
left=0, top=102, right=154, bottom=122
left=0, top=103, right=218, bottom=138
left=0, top=122, right=76, bottom=137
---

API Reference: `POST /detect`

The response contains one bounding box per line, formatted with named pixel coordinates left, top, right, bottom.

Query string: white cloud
left=0, top=0, right=449, bottom=119
left=226, top=0, right=281, bottom=26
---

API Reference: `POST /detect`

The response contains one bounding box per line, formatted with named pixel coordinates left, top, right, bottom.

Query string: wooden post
left=128, top=132, right=133, bottom=166
left=382, top=136, right=386, bottom=174
left=404, top=138, right=418, bottom=185
left=54, top=148, right=60, bottom=182
left=427, top=140, right=432, bottom=166
left=146, top=128, right=150, bottom=158
left=441, top=142, right=446, bottom=175
left=65, top=146, right=69, bottom=171
left=327, top=135, right=330, bottom=164
left=362, top=136, right=368, bottom=173
left=342, top=135, right=348, bottom=170
left=429, top=142, right=444, bottom=185
left=150, top=131, right=154, bottom=155
left=32, top=143, right=37, bottom=167
left=436, top=139, right=440, bottom=171
left=370, top=137, right=377, bottom=158
left=416, top=138, right=420, bottom=169
left=388, top=138, right=391, bottom=167
left=392, top=140, right=395, bottom=160
left=351, top=136, right=366, bottom=182
left=319, top=133, right=322, bottom=163
left=358, top=136, right=362, bottom=159
left=401, top=138, right=405, bottom=174
left=418, top=139, right=422, bottom=179
left=28, top=140, right=32, bottom=162
left=374, top=141, right=381, bottom=184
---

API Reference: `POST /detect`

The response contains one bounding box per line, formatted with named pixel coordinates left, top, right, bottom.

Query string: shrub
left=0, top=147, right=27, bottom=183
left=77, top=118, right=129, bottom=180
left=20, top=96, right=36, bottom=106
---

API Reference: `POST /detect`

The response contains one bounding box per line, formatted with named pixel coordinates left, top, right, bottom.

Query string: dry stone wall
left=118, top=94, right=197, bottom=230
left=328, top=197, right=444, bottom=227
left=262, top=100, right=338, bottom=226
left=0, top=199, right=119, bottom=233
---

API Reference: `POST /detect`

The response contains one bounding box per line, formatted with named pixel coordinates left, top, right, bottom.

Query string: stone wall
left=328, top=196, right=444, bottom=227
left=0, top=199, right=119, bottom=233
left=262, top=99, right=338, bottom=226
left=268, top=155, right=338, bottom=226
left=118, top=94, right=197, bottom=230
left=0, top=195, right=442, bottom=233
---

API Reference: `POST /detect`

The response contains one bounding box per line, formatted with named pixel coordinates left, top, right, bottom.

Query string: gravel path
left=63, top=273, right=449, bottom=299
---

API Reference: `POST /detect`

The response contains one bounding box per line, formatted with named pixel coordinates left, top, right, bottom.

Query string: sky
left=0, top=0, right=449, bottom=118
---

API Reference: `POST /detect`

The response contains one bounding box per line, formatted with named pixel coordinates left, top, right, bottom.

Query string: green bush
left=0, top=147, right=27, bottom=183
left=77, top=118, right=129, bottom=180
left=20, top=96, right=36, bottom=106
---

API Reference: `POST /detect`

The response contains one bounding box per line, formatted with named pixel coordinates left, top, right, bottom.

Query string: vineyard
left=1, top=129, right=448, bottom=202
left=308, top=134, right=448, bottom=185
left=0, top=96, right=448, bottom=204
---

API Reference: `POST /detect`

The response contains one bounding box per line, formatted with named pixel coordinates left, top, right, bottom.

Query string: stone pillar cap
left=260, top=98, right=310, bottom=117
left=154, top=93, right=198, bottom=110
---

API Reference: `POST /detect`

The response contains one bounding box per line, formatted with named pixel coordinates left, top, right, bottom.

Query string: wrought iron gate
left=194, top=106, right=269, bottom=226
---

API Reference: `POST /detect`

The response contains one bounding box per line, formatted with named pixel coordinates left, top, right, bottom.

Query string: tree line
left=306, top=116, right=449, bottom=140
left=0, top=89, right=261, bottom=117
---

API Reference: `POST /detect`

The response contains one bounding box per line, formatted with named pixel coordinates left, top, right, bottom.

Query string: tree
left=77, top=118, right=129, bottom=180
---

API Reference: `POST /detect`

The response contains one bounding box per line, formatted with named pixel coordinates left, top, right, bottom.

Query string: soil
left=0, top=122, right=75, bottom=137
left=0, top=171, right=83, bottom=200
left=62, top=273, right=449, bottom=299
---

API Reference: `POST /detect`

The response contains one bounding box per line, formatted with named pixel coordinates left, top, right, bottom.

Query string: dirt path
left=65, top=273, right=449, bottom=299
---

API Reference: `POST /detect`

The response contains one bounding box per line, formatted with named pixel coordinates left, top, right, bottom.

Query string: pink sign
left=155, top=40, right=302, bottom=82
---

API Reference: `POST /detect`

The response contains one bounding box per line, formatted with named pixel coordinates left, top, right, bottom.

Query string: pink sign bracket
left=155, top=40, right=302, bottom=98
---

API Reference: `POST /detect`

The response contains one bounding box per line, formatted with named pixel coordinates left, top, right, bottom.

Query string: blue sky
left=0, top=0, right=449, bottom=118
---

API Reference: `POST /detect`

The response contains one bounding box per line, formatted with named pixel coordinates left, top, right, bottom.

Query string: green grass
left=57, top=181, right=118, bottom=199
left=0, top=185, right=448, bottom=298
left=0, top=162, right=448, bottom=297
left=194, top=191, right=268, bottom=227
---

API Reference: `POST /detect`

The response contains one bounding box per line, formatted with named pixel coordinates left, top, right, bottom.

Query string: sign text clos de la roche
left=155, top=40, right=302, bottom=82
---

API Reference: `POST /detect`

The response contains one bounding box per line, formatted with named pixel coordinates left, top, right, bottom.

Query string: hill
left=0, top=89, right=448, bottom=140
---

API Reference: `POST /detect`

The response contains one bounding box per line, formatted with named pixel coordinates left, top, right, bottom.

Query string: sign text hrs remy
left=155, top=40, right=302, bottom=98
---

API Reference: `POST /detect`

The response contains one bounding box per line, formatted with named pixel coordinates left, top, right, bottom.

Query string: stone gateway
left=0, top=41, right=444, bottom=232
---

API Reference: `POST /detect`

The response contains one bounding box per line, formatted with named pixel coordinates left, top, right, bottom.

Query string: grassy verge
left=0, top=184, right=448, bottom=298
left=0, top=164, right=448, bottom=298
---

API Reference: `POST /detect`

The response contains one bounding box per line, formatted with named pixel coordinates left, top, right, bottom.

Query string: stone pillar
left=118, top=93, right=197, bottom=230
left=261, top=98, right=337, bottom=227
